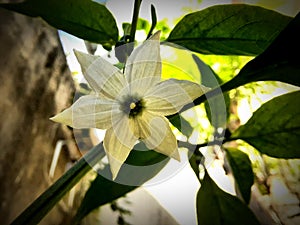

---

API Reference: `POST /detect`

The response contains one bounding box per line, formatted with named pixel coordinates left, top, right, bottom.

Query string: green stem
left=169, top=77, right=239, bottom=122
left=11, top=143, right=105, bottom=225
left=167, top=86, right=221, bottom=122
left=146, top=4, right=157, bottom=39
left=178, top=138, right=230, bottom=152
left=129, top=0, right=142, bottom=42
left=185, top=82, right=232, bottom=112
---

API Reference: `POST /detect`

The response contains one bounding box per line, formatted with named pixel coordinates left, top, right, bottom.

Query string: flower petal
left=124, top=31, right=162, bottom=96
left=50, top=95, right=121, bottom=129
left=137, top=111, right=180, bottom=160
left=74, top=50, right=128, bottom=99
left=144, top=79, right=210, bottom=115
left=103, top=115, right=138, bottom=179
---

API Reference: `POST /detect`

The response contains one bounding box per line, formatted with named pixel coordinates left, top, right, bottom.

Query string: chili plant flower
left=51, top=32, right=209, bottom=179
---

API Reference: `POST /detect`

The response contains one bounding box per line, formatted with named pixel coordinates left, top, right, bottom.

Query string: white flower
left=51, top=31, right=209, bottom=179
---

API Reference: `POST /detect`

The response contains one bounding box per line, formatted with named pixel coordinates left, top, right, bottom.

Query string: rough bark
left=0, top=6, right=78, bottom=225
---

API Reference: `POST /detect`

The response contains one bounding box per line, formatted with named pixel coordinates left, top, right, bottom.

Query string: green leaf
left=0, top=0, right=118, bottom=48
left=192, top=54, right=230, bottom=128
left=168, top=4, right=291, bottom=55
left=115, top=142, right=169, bottom=184
left=73, top=171, right=136, bottom=224
left=137, top=18, right=150, bottom=31
left=225, top=148, right=254, bottom=204
left=122, top=23, right=132, bottom=36
left=169, top=114, right=193, bottom=137
left=10, top=143, right=105, bottom=225
left=192, top=12, right=300, bottom=107
left=73, top=142, right=169, bottom=223
left=220, top=12, right=300, bottom=90
left=197, top=172, right=260, bottom=225
left=231, top=91, right=300, bottom=158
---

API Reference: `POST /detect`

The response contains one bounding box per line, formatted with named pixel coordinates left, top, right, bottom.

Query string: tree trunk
left=0, top=6, right=78, bottom=225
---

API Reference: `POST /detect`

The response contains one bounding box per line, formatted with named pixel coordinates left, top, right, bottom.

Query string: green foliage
left=168, top=4, right=291, bottom=55
left=193, top=12, right=299, bottom=107
left=0, top=0, right=118, bottom=49
left=156, top=18, right=171, bottom=39
left=225, top=148, right=254, bottom=204
left=122, top=23, right=132, bottom=36
left=222, top=12, right=300, bottom=90
left=73, top=172, right=136, bottom=223
left=197, top=172, right=260, bottom=225
left=137, top=18, right=150, bottom=31
left=231, top=91, right=300, bottom=158
left=197, top=54, right=253, bottom=84
left=74, top=142, right=169, bottom=222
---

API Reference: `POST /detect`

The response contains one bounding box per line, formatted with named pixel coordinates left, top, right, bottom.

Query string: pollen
left=130, top=102, right=136, bottom=109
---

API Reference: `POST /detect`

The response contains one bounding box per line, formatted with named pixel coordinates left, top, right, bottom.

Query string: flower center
left=120, top=96, right=144, bottom=117
left=130, top=102, right=136, bottom=110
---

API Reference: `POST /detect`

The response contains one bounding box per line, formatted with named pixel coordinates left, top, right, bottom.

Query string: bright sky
left=58, top=1, right=299, bottom=224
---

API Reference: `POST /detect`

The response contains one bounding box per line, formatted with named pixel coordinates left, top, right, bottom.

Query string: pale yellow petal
left=74, top=50, right=128, bottom=99
left=137, top=111, right=180, bottom=160
left=144, top=79, right=210, bottom=115
left=50, top=95, right=121, bottom=129
left=103, top=115, right=138, bottom=179
left=124, top=31, right=162, bottom=96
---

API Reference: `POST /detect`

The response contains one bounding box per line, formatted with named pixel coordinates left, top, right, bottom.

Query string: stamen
left=120, top=95, right=144, bottom=117
left=130, top=102, right=136, bottom=109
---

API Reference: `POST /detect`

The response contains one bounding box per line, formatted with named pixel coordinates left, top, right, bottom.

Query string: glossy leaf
left=231, top=91, right=300, bottom=158
left=192, top=54, right=230, bottom=128
left=197, top=172, right=260, bottom=225
left=192, top=12, right=300, bottom=107
left=168, top=4, right=291, bottom=55
left=0, top=0, right=118, bottom=48
left=225, top=148, right=254, bottom=204
left=220, top=12, right=300, bottom=90
left=232, top=12, right=300, bottom=85
left=73, top=142, right=169, bottom=222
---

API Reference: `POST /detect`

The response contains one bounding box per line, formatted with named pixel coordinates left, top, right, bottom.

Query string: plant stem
left=11, top=143, right=105, bottom=225
left=178, top=138, right=228, bottom=152
left=168, top=78, right=235, bottom=122
left=130, top=0, right=142, bottom=42
left=146, top=4, right=157, bottom=39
